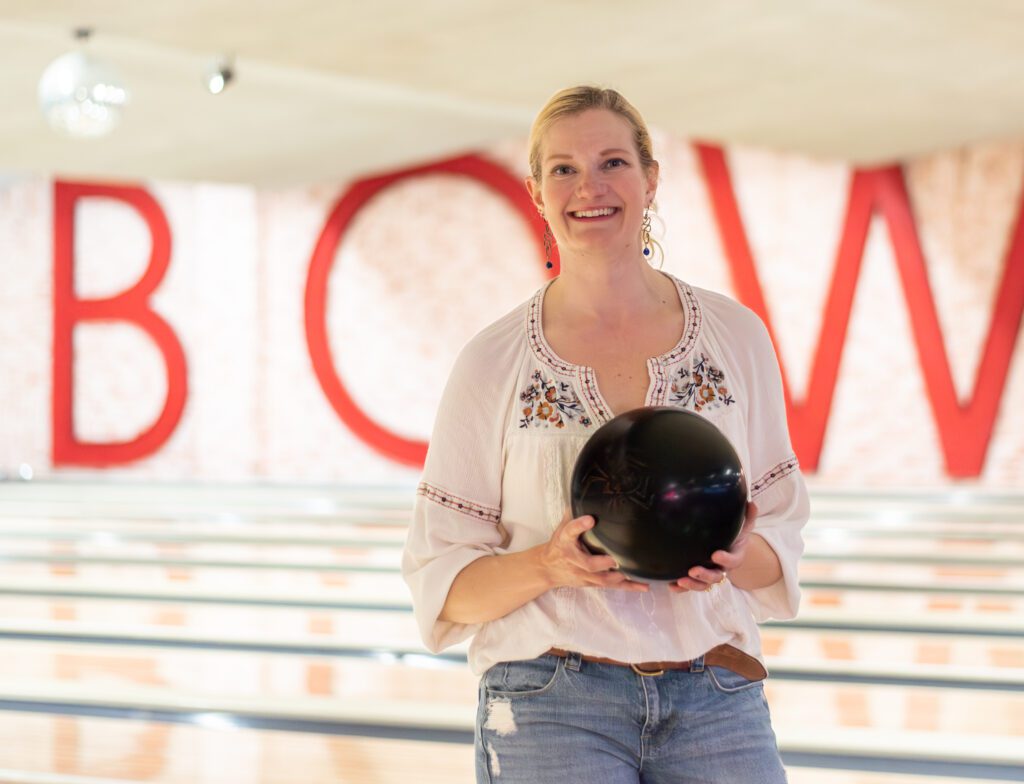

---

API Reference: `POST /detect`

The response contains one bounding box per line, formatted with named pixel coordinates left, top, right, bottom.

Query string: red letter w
left=698, top=145, right=1024, bottom=477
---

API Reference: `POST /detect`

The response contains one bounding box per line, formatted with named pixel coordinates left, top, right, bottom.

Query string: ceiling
left=2, top=0, right=1024, bottom=187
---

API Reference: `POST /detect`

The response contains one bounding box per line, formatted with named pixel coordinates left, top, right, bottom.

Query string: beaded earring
left=542, top=216, right=554, bottom=270
left=641, top=206, right=653, bottom=259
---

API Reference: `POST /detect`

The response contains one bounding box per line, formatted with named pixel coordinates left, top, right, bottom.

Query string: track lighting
left=205, top=57, right=235, bottom=95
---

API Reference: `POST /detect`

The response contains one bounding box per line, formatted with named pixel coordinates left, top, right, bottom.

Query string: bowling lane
left=5, top=541, right=1023, bottom=599
left=0, top=595, right=439, bottom=659
left=788, top=773, right=1019, bottom=784
left=3, top=508, right=1022, bottom=546
left=7, top=484, right=996, bottom=524
left=0, top=515, right=408, bottom=543
left=761, top=628, right=1024, bottom=691
left=5, top=560, right=1022, bottom=643
left=799, top=560, right=1024, bottom=594
left=0, top=482, right=414, bottom=525
left=0, top=538, right=401, bottom=570
left=0, top=709, right=1007, bottom=784
left=804, top=518, right=1024, bottom=540
left=809, top=489, right=1024, bottom=523
left=0, top=553, right=1019, bottom=603
left=3, top=480, right=1024, bottom=782
left=1, top=587, right=1022, bottom=778
left=782, top=585, right=1024, bottom=637
left=766, top=680, right=1024, bottom=774
left=4, top=526, right=1024, bottom=564
left=0, top=709, right=474, bottom=784
left=3, top=577, right=1023, bottom=680
left=2, top=589, right=1023, bottom=687
left=1, top=637, right=1021, bottom=780
left=2, top=629, right=1022, bottom=720
left=0, top=638, right=475, bottom=725
left=0, top=562, right=410, bottom=610
left=802, top=538, right=1024, bottom=566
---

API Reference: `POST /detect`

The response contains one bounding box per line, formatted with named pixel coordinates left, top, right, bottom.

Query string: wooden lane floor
left=2, top=554, right=1022, bottom=643
left=1, top=552, right=1021, bottom=640
left=1, top=481, right=1022, bottom=535
left=0, top=712, right=1011, bottom=784
left=0, top=590, right=1022, bottom=689
left=1, top=711, right=481, bottom=784
left=1, top=481, right=1023, bottom=782
left=1, top=599, right=1022, bottom=776
left=0, top=484, right=413, bottom=533
left=5, top=546, right=1024, bottom=598
left=3, top=531, right=1022, bottom=575
left=0, top=631, right=1022, bottom=781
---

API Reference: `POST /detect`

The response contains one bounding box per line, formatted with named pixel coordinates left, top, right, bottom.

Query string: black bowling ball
left=570, top=406, right=747, bottom=582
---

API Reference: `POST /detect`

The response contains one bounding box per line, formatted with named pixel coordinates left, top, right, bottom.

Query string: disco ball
left=38, top=50, right=129, bottom=138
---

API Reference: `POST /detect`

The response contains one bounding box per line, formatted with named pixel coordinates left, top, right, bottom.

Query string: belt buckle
left=630, top=663, right=665, bottom=677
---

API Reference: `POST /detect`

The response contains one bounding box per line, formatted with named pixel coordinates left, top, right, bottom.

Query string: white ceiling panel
left=1, top=0, right=1022, bottom=185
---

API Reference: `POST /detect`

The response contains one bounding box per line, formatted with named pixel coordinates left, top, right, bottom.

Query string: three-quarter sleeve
left=738, top=310, right=809, bottom=622
left=401, top=331, right=516, bottom=653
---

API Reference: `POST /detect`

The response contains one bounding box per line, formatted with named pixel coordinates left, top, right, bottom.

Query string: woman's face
left=528, top=108, right=657, bottom=260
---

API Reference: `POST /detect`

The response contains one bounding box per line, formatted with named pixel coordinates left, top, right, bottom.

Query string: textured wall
left=0, top=133, right=1021, bottom=487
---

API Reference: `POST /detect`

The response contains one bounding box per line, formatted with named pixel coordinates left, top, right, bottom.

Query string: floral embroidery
left=520, top=370, right=592, bottom=429
left=669, top=353, right=735, bottom=412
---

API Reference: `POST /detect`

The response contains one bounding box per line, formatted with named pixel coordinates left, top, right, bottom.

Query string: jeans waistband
left=546, top=643, right=767, bottom=680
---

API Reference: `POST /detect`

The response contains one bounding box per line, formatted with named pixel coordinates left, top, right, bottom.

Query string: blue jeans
left=475, top=651, right=786, bottom=784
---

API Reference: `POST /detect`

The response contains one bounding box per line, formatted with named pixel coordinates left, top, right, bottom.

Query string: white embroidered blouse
left=402, top=274, right=809, bottom=675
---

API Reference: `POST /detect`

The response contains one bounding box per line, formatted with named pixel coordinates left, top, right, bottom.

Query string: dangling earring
left=641, top=206, right=653, bottom=259
left=542, top=218, right=554, bottom=270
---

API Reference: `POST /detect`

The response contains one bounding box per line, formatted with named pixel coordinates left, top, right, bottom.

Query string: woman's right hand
left=538, top=512, right=649, bottom=592
left=439, top=511, right=648, bottom=625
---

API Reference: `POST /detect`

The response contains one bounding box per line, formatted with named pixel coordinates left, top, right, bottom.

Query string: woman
left=402, top=85, right=808, bottom=784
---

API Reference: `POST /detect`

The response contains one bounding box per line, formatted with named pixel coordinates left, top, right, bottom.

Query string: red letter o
left=304, top=154, right=554, bottom=467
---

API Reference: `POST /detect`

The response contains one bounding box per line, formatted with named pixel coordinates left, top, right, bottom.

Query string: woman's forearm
left=440, top=515, right=650, bottom=624
left=440, top=526, right=777, bottom=624
left=439, top=545, right=553, bottom=625
left=726, top=533, right=782, bottom=590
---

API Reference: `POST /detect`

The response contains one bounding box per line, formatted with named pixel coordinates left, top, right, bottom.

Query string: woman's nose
left=575, top=169, right=607, bottom=198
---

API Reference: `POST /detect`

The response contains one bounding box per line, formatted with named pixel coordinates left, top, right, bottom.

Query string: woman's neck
left=547, top=251, right=672, bottom=328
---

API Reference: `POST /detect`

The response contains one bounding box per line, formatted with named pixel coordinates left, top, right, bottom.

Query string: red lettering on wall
left=305, top=154, right=553, bottom=466
left=878, top=169, right=1024, bottom=476
left=698, top=145, right=1024, bottom=477
left=52, top=182, right=187, bottom=466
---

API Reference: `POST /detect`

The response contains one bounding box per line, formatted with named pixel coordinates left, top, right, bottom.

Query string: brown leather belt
left=546, top=643, right=767, bottom=681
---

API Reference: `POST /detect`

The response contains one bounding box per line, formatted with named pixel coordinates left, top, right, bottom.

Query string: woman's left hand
left=667, top=502, right=757, bottom=594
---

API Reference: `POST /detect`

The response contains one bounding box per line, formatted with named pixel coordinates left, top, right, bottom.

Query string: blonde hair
left=527, top=85, right=656, bottom=183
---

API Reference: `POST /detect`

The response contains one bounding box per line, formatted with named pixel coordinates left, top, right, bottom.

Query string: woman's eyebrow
left=545, top=148, right=631, bottom=162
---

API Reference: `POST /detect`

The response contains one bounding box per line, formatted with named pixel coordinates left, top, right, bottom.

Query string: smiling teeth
left=573, top=208, right=615, bottom=218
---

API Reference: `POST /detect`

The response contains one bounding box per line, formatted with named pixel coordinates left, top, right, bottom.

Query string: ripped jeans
left=475, top=651, right=786, bottom=784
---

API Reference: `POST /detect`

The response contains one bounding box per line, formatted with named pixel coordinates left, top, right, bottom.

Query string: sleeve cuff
left=404, top=546, right=494, bottom=653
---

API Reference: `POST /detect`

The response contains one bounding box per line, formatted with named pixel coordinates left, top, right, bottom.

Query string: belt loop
left=565, top=651, right=582, bottom=672
left=690, top=654, right=705, bottom=673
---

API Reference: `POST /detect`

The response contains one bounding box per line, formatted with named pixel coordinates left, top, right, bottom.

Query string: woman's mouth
left=570, top=207, right=618, bottom=219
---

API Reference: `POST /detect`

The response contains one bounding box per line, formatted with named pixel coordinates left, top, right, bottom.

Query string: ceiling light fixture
left=204, top=56, right=235, bottom=95
left=38, top=27, right=129, bottom=139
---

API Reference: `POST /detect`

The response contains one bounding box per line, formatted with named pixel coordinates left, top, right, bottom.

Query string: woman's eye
left=605, top=158, right=627, bottom=168
left=551, top=165, right=574, bottom=176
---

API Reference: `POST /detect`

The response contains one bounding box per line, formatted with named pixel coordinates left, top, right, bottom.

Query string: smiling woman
left=527, top=109, right=656, bottom=265
left=402, top=85, right=809, bottom=784
left=526, top=88, right=659, bottom=268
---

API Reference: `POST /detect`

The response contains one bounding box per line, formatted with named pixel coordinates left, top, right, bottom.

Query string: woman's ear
left=525, top=176, right=544, bottom=215
left=645, top=161, right=660, bottom=204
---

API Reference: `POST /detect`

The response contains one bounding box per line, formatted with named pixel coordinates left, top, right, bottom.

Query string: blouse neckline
left=526, top=272, right=703, bottom=377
